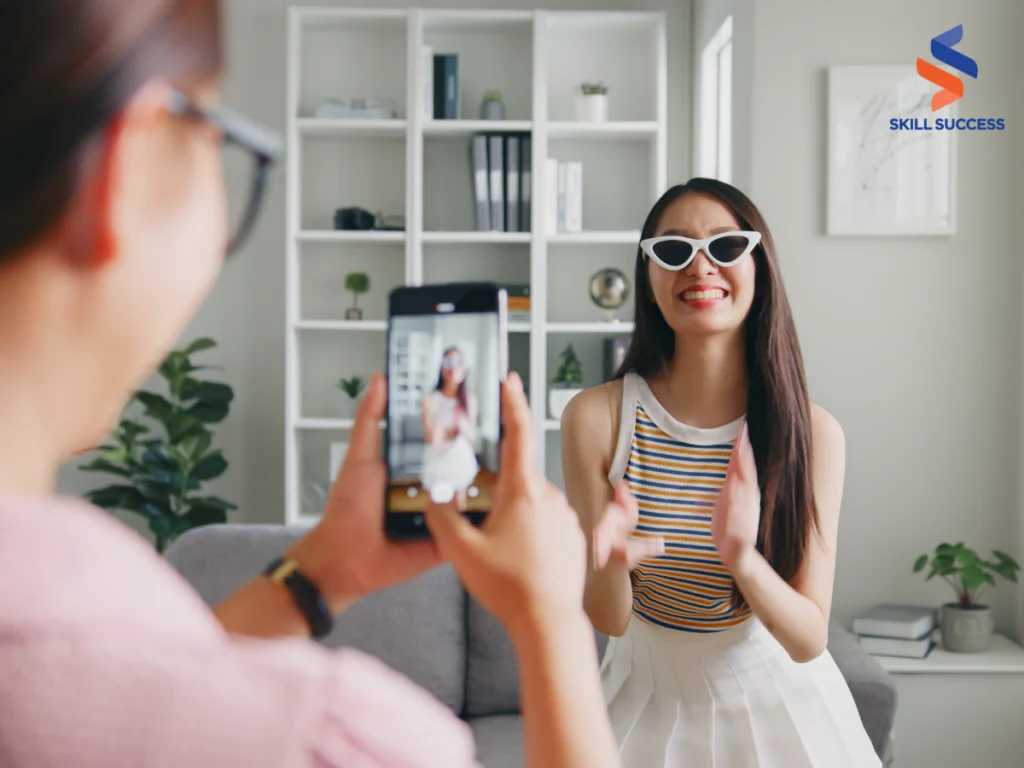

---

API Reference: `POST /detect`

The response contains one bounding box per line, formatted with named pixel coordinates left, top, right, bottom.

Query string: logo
left=915, top=24, right=977, bottom=111
left=889, top=24, right=1005, bottom=132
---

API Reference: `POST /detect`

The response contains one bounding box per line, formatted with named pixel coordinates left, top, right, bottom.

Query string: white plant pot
left=339, top=396, right=358, bottom=419
left=940, top=603, right=994, bottom=653
left=549, top=388, right=583, bottom=420
left=575, top=94, right=608, bottom=122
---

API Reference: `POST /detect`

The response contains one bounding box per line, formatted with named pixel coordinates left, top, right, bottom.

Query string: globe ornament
left=589, top=267, right=630, bottom=320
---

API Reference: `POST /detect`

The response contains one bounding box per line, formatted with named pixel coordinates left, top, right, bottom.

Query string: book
left=422, top=45, right=434, bottom=119
left=564, top=161, right=582, bottom=233
left=469, top=134, right=490, bottom=231
left=556, top=161, right=568, bottom=232
left=858, top=634, right=935, bottom=659
left=503, top=284, right=530, bottom=323
left=432, top=54, right=459, bottom=119
left=505, top=135, right=520, bottom=232
left=487, top=134, right=505, bottom=231
left=521, top=136, right=532, bottom=232
left=544, top=158, right=559, bottom=234
left=852, top=604, right=937, bottom=640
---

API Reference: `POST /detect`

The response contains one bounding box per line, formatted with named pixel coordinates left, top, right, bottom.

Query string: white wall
left=58, top=0, right=692, bottom=537
left=733, top=0, right=1024, bottom=635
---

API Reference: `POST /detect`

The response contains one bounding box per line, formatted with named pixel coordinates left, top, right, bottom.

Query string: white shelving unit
left=285, top=7, right=667, bottom=525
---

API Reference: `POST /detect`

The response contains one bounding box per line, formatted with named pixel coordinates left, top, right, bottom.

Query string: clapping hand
left=710, top=422, right=762, bottom=571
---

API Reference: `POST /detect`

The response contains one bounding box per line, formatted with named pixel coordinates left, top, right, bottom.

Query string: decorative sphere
left=589, top=268, right=630, bottom=310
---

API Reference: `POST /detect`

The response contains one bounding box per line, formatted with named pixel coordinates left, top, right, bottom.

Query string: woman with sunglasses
left=0, top=2, right=622, bottom=767
left=562, top=179, right=879, bottom=766
left=422, top=347, right=480, bottom=506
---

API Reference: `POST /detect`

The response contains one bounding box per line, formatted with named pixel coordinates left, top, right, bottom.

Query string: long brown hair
left=616, top=177, right=818, bottom=609
left=0, top=0, right=222, bottom=259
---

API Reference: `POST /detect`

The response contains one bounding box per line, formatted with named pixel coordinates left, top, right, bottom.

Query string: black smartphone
left=384, top=283, right=508, bottom=540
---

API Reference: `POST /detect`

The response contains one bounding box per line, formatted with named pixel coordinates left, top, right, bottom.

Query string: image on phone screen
left=386, top=289, right=504, bottom=522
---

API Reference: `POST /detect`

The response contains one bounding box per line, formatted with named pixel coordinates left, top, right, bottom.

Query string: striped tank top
left=608, top=373, right=751, bottom=633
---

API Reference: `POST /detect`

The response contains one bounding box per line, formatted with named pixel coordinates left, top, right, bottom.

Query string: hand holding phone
left=423, top=372, right=589, bottom=642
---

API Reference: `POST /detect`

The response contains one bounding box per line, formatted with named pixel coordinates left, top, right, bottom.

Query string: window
left=698, top=16, right=733, bottom=182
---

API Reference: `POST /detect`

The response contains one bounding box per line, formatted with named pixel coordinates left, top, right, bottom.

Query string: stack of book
left=544, top=158, right=583, bottom=234
left=468, top=133, right=532, bottom=233
left=503, top=285, right=530, bottom=324
left=852, top=604, right=938, bottom=659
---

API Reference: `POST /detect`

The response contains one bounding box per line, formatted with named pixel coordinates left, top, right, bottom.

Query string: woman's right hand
left=424, top=372, right=587, bottom=642
left=592, top=480, right=665, bottom=570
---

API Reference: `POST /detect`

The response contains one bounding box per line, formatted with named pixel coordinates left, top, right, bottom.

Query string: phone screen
left=384, top=284, right=507, bottom=539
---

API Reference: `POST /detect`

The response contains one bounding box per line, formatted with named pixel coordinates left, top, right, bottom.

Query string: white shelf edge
left=873, top=634, right=1024, bottom=674
left=547, top=230, right=641, bottom=245
left=546, top=321, right=634, bottom=333
left=509, top=322, right=530, bottom=333
left=297, top=118, right=407, bottom=135
left=424, top=119, right=532, bottom=135
left=295, top=513, right=322, bottom=527
left=297, top=230, right=406, bottom=243
left=294, top=320, right=388, bottom=331
left=421, top=231, right=530, bottom=244
left=295, top=418, right=385, bottom=430
left=548, top=121, right=658, bottom=138
left=544, top=420, right=561, bottom=430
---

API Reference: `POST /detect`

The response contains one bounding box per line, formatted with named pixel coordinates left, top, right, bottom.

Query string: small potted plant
left=913, top=542, right=1020, bottom=653
left=549, top=344, right=584, bottom=420
left=337, top=376, right=367, bottom=418
left=344, top=272, right=370, bottom=320
left=576, top=81, right=609, bottom=122
left=480, top=89, right=505, bottom=120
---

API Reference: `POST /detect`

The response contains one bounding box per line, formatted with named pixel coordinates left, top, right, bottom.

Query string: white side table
left=874, top=634, right=1024, bottom=767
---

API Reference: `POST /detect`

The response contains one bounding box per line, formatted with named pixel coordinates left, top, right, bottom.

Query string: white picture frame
left=826, top=65, right=957, bottom=236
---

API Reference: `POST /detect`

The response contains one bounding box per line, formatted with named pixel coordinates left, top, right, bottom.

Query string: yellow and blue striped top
left=611, top=374, right=751, bottom=633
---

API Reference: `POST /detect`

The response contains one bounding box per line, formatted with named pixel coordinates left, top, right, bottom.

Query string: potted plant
left=480, top=89, right=505, bottom=120
left=79, top=337, right=237, bottom=553
left=576, top=81, right=609, bottom=122
left=913, top=542, right=1020, bottom=653
left=337, top=375, right=367, bottom=418
left=345, top=272, right=370, bottom=320
left=549, top=344, right=585, bottom=420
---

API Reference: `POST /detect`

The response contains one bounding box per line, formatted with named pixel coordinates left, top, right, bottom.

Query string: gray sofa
left=165, top=524, right=896, bottom=766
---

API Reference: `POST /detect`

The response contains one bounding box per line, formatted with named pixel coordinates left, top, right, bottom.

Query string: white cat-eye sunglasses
left=640, top=231, right=762, bottom=271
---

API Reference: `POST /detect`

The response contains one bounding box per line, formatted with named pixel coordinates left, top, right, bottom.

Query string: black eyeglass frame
left=168, top=89, right=284, bottom=255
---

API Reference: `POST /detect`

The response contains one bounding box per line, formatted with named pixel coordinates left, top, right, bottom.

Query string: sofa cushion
left=165, top=524, right=467, bottom=714
left=464, top=596, right=609, bottom=717
left=827, top=620, right=897, bottom=758
left=468, top=714, right=523, bottom=768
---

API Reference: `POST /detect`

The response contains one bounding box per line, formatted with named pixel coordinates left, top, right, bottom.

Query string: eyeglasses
left=168, top=90, right=283, bottom=256
left=640, top=231, right=761, bottom=271
left=441, top=353, right=464, bottom=370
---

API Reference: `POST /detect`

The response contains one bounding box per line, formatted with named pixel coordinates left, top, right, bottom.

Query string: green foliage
left=345, top=272, right=370, bottom=295
left=337, top=375, right=367, bottom=400
left=913, top=542, right=1020, bottom=608
left=79, top=337, right=237, bottom=553
left=552, top=345, right=583, bottom=387
left=482, top=89, right=503, bottom=102
left=580, top=81, right=609, bottom=96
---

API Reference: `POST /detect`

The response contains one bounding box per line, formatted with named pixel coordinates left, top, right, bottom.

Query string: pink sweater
left=0, top=492, right=479, bottom=767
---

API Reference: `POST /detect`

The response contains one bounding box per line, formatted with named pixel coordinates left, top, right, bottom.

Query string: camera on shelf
left=334, top=207, right=376, bottom=231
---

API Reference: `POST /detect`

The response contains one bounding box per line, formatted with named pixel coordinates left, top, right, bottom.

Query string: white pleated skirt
left=601, top=615, right=882, bottom=768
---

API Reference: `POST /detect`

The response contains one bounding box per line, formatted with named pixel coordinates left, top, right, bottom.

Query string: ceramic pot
left=940, top=603, right=994, bottom=653
left=575, top=94, right=608, bottom=122
left=345, top=306, right=363, bottom=321
left=549, top=388, right=583, bottom=420
left=480, top=99, right=505, bottom=120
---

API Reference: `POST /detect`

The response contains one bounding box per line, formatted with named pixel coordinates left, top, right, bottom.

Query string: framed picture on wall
left=826, top=65, right=957, bottom=236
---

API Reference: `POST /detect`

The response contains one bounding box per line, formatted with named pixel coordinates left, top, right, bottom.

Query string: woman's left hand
left=287, top=373, right=441, bottom=612
left=711, top=422, right=762, bottom=571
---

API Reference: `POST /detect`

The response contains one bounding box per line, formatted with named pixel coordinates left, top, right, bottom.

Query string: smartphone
left=384, top=283, right=508, bottom=540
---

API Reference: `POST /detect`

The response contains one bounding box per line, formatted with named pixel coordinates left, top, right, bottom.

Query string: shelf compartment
left=546, top=121, right=657, bottom=139
left=298, top=230, right=406, bottom=243
left=547, top=243, right=635, bottom=325
left=421, top=231, right=530, bottom=244
left=422, top=242, right=530, bottom=286
left=300, top=240, right=403, bottom=322
left=424, top=120, right=532, bottom=137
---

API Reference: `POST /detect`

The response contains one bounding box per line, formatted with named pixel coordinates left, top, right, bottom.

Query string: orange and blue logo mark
left=916, top=25, right=977, bottom=111
left=889, top=25, right=1005, bottom=132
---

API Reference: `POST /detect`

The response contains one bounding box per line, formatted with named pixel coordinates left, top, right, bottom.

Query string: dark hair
left=0, top=0, right=223, bottom=259
left=616, top=177, right=818, bottom=610
left=436, top=346, right=469, bottom=414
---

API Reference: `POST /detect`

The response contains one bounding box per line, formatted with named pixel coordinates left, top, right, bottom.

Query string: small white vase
left=549, top=388, right=583, bottom=420
left=575, top=94, right=608, bottom=122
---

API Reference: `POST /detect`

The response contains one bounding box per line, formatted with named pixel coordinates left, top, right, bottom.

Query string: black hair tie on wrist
left=262, top=557, right=334, bottom=639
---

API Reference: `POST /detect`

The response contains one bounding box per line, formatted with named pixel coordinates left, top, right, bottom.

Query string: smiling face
left=645, top=191, right=757, bottom=337
left=440, top=349, right=466, bottom=386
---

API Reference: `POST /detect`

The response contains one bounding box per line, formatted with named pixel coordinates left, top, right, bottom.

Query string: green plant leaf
left=181, top=380, right=234, bottom=404
left=191, top=451, right=228, bottom=481
left=85, top=484, right=148, bottom=512
left=931, top=554, right=956, bottom=575
left=135, top=391, right=175, bottom=421
left=182, top=503, right=228, bottom=528
left=184, top=337, right=217, bottom=356
left=936, top=542, right=955, bottom=556
left=185, top=400, right=230, bottom=424
left=179, top=433, right=213, bottom=461
left=913, top=554, right=928, bottom=573
left=78, top=458, right=133, bottom=478
left=961, top=564, right=987, bottom=591
left=188, top=495, right=238, bottom=511
left=992, top=550, right=1021, bottom=570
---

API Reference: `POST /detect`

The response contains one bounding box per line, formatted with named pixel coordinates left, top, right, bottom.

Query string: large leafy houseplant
left=80, top=338, right=237, bottom=552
